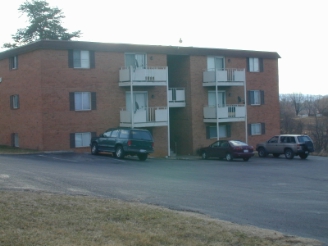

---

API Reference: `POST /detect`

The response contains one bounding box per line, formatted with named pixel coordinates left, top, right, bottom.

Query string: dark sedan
left=198, top=140, right=254, bottom=161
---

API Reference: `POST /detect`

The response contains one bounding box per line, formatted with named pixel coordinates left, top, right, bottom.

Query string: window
left=248, top=90, right=264, bottom=105
left=69, top=92, right=96, bottom=111
left=249, top=123, right=265, bottom=135
left=72, top=132, right=91, bottom=148
left=248, top=57, right=263, bottom=72
left=11, top=133, right=19, bottom=147
left=10, top=95, right=20, bottom=109
left=125, top=53, right=146, bottom=68
left=9, top=56, right=18, bottom=70
left=68, top=50, right=95, bottom=69
left=207, top=56, right=224, bottom=70
left=206, top=125, right=231, bottom=139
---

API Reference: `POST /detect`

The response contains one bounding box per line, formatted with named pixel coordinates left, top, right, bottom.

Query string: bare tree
left=288, top=93, right=304, bottom=116
left=309, top=115, right=328, bottom=151
left=280, top=94, right=296, bottom=133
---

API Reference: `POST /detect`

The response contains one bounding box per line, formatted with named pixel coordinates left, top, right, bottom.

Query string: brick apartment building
left=0, top=40, right=280, bottom=157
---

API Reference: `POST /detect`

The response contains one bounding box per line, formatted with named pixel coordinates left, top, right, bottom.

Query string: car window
left=212, top=141, right=220, bottom=147
left=297, top=135, right=311, bottom=143
left=287, top=137, right=296, bottom=143
left=103, top=130, right=112, bottom=137
left=268, top=136, right=279, bottom=143
left=111, top=130, right=120, bottom=138
left=131, top=130, right=152, bottom=140
left=119, top=129, right=129, bottom=139
left=221, top=141, right=229, bottom=147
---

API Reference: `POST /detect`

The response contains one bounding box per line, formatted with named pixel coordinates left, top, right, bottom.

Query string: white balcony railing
left=203, top=104, right=246, bottom=119
left=120, top=106, right=168, bottom=124
left=119, top=66, right=168, bottom=83
left=203, top=68, right=245, bottom=84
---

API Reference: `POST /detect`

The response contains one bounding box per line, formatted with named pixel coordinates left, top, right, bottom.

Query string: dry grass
left=0, top=190, right=322, bottom=246
left=0, top=145, right=40, bottom=154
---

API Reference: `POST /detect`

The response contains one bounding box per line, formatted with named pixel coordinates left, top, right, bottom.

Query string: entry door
left=207, top=57, right=224, bottom=70
left=126, top=92, right=148, bottom=122
left=208, top=91, right=226, bottom=107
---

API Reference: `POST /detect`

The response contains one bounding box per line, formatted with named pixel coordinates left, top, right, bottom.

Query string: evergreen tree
left=3, top=0, right=81, bottom=48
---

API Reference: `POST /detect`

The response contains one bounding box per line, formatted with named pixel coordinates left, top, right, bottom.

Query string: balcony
left=119, top=106, right=168, bottom=127
left=169, top=88, right=186, bottom=107
left=203, top=68, right=245, bottom=87
left=119, top=66, right=168, bottom=86
left=203, top=104, right=246, bottom=123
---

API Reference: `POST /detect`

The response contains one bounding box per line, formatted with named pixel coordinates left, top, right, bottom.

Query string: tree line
left=280, top=93, right=328, bottom=153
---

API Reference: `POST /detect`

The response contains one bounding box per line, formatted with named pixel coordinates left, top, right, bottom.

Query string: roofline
left=0, top=40, right=281, bottom=60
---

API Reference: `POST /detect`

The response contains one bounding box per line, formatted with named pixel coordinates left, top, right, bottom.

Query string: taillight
left=127, top=140, right=132, bottom=146
left=152, top=142, right=154, bottom=148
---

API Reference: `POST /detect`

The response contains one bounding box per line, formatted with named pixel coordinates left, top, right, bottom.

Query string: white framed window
left=73, top=50, right=90, bottom=68
left=249, top=90, right=263, bottom=105
left=10, top=95, right=20, bottom=109
left=249, top=57, right=259, bottom=72
left=250, top=123, right=262, bottom=135
left=207, top=125, right=229, bottom=139
left=10, top=56, right=18, bottom=70
left=74, top=132, right=91, bottom=147
left=74, top=92, right=91, bottom=111
left=125, top=53, right=146, bottom=68
left=207, top=56, right=224, bottom=71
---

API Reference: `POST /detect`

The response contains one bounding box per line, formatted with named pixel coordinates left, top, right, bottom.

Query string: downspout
left=244, top=69, right=248, bottom=143
left=216, top=70, right=219, bottom=140
left=130, top=66, right=134, bottom=129
left=166, top=67, right=170, bottom=157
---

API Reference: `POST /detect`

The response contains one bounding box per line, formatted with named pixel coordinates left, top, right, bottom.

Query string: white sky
left=1, top=0, right=327, bottom=95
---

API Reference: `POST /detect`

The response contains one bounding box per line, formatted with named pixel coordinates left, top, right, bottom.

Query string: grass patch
left=0, top=145, right=40, bottom=154
left=0, top=190, right=322, bottom=246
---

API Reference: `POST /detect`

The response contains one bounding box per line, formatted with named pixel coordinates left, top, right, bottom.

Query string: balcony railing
left=203, top=104, right=246, bottom=121
left=120, top=106, right=168, bottom=127
left=119, top=66, right=168, bottom=85
left=203, top=68, right=245, bottom=86
left=169, top=88, right=186, bottom=107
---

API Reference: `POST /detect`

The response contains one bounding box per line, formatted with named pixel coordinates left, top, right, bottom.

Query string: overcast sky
left=1, top=0, right=327, bottom=95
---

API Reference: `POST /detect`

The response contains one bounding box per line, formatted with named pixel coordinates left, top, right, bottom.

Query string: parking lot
left=0, top=153, right=327, bottom=244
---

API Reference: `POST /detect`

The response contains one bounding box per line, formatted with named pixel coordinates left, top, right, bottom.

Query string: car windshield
left=131, top=130, right=152, bottom=140
left=297, top=135, right=312, bottom=143
left=229, top=140, right=248, bottom=146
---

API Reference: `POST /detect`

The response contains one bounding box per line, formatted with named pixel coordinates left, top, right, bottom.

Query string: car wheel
left=299, top=153, right=308, bottom=159
left=91, top=143, right=98, bottom=155
left=257, top=147, right=267, bottom=157
left=115, top=146, right=125, bottom=159
left=273, top=153, right=280, bottom=158
left=201, top=152, right=208, bottom=160
left=226, top=153, right=233, bottom=161
left=284, top=148, right=294, bottom=159
left=243, top=157, right=249, bottom=161
left=138, top=153, right=148, bottom=161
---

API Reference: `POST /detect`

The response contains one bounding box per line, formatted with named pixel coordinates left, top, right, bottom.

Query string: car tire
left=243, top=157, right=249, bottom=161
left=284, top=148, right=294, bottom=159
left=115, top=146, right=125, bottom=159
left=91, top=143, right=98, bottom=155
left=201, top=152, right=208, bottom=160
left=258, top=147, right=267, bottom=157
left=226, top=153, right=233, bottom=161
left=273, top=153, right=280, bottom=158
left=138, top=153, right=148, bottom=161
left=299, top=153, right=308, bottom=159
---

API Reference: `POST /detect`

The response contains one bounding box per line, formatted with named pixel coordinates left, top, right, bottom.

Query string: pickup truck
left=256, top=134, right=314, bottom=159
